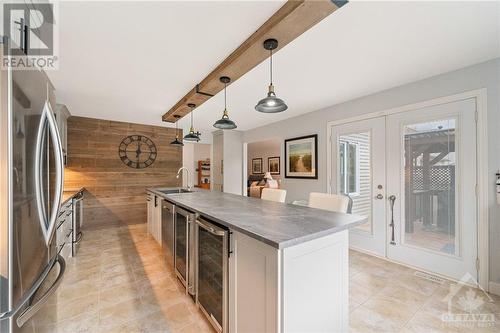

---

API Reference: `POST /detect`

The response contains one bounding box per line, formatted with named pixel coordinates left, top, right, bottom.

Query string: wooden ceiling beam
left=162, top=0, right=347, bottom=123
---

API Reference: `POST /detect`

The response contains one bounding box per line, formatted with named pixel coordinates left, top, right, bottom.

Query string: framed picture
left=268, top=156, right=280, bottom=175
left=252, top=158, right=263, bottom=174
left=285, top=134, right=318, bottom=179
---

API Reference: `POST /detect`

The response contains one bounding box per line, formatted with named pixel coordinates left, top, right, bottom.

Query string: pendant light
left=213, top=76, right=237, bottom=130
left=255, top=38, right=287, bottom=113
left=170, top=115, right=184, bottom=146
left=183, top=103, right=201, bottom=142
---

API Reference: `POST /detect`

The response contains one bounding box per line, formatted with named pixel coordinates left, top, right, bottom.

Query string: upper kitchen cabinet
left=55, top=104, right=71, bottom=163
left=212, top=130, right=243, bottom=195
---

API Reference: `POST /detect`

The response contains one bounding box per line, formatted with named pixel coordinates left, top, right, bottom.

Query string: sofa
left=247, top=174, right=265, bottom=198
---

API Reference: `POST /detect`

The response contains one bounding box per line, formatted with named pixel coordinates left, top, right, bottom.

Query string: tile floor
left=349, top=250, right=500, bottom=332
left=32, top=223, right=499, bottom=333
left=34, top=223, right=214, bottom=333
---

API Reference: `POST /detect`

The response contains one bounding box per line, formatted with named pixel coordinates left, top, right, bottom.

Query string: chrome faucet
left=176, top=167, right=192, bottom=191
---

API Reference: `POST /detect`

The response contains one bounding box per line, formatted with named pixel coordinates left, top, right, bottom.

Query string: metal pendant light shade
left=255, top=39, right=287, bottom=113
left=170, top=115, right=184, bottom=146
left=183, top=103, right=201, bottom=142
left=255, top=84, right=288, bottom=113
left=213, top=76, right=237, bottom=130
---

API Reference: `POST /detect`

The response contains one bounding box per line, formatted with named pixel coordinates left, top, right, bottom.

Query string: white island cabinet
left=148, top=189, right=364, bottom=333
left=229, top=229, right=348, bottom=332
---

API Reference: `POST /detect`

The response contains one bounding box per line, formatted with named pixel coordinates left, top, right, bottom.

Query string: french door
left=386, top=98, right=477, bottom=280
left=331, top=117, right=386, bottom=256
left=332, top=98, right=478, bottom=281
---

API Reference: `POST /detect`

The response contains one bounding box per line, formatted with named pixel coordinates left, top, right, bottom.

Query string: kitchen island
left=148, top=188, right=366, bottom=333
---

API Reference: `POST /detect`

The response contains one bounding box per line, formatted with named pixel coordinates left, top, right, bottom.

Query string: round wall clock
left=118, top=135, right=157, bottom=169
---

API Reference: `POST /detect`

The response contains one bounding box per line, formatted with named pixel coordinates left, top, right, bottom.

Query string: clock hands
left=135, top=141, right=142, bottom=159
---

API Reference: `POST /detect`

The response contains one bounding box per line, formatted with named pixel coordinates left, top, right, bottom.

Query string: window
left=339, top=140, right=359, bottom=195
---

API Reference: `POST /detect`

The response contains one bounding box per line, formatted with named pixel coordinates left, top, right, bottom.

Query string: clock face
left=118, top=135, right=157, bottom=169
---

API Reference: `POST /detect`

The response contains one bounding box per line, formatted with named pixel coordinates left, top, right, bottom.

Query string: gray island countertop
left=148, top=188, right=367, bottom=249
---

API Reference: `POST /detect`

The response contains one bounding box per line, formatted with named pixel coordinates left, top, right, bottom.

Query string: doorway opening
left=245, top=138, right=282, bottom=199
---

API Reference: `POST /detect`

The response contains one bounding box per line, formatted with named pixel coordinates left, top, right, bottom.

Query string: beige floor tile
left=52, top=310, right=99, bottom=333
left=99, top=270, right=136, bottom=289
left=349, top=280, right=380, bottom=305
left=161, top=302, right=197, bottom=330
left=351, top=271, right=388, bottom=291
left=55, top=280, right=99, bottom=303
left=99, top=282, right=140, bottom=308
left=363, top=296, right=418, bottom=326
left=377, top=284, right=429, bottom=308
left=395, top=272, right=441, bottom=296
left=350, top=305, right=403, bottom=333
left=98, top=297, right=153, bottom=327
left=402, top=309, right=467, bottom=333
left=50, top=224, right=500, bottom=333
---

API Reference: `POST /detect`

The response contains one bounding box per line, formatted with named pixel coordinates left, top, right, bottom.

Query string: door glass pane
left=175, top=213, right=187, bottom=280
left=403, top=119, right=458, bottom=255
left=198, top=227, right=223, bottom=327
left=338, top=132, right=371, bottom=233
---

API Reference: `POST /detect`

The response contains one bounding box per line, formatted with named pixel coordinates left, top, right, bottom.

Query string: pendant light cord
left=270, top=49, right=273, bottom=85
left=224, top=82, right=227, bottom=109
left=190, top=107, right=194, bottom=129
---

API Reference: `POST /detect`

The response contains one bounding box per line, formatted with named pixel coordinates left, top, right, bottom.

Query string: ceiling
left=48, top=1, right=500, bottom=139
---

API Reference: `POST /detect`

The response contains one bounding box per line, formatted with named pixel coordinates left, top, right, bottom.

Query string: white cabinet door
left=229, top=231, right=279, bottom=333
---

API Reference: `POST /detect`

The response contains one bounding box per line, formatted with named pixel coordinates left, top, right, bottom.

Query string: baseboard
left=489, top=281, right=500, bottom=296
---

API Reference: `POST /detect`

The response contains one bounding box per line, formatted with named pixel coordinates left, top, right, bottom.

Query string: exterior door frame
left=326, top=89, right=489, bottom=291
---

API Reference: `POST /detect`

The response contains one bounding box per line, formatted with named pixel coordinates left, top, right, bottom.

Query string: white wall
left=223, top=130, right=244, bottom=195
left=243, top=58, right=500, bottom=284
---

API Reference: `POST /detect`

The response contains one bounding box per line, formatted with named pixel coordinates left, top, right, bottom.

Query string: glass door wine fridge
left=174, top=207, right=196, bottom=295
left=195, top=217, right=229, bottom=333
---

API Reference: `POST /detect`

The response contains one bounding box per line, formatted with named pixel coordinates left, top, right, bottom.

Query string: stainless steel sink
left=158, top=188, right=193, bottom=195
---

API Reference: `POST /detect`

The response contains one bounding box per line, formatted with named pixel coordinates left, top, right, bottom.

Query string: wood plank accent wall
left=64, top=116, right=182, bottom=229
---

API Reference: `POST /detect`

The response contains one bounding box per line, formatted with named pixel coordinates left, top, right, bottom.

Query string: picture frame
left=252, top=158, right=263, bottom=174
left=284, top=134, right=318, bottom=179
left=268, top=156, right=280, bottom=175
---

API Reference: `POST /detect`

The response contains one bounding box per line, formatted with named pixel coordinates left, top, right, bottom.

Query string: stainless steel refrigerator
left=0, top=56, right=66, bottom=331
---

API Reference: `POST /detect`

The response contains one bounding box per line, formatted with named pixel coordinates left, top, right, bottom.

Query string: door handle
left=16, top=255, right=66, bottom=327
left=46, top=100, right=65, bottom=246
left=0, top=255, right=65, bottom=325
left=389, top=195, right=396, bottom=245
left=34, top=100, right=64, bottom=246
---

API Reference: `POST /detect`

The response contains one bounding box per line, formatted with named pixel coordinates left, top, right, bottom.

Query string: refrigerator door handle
left=16, top=255, right=66, bottom=327
left=0, top=255, right=66, bottom=324
left=34, top=101, right=64, bottom=245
